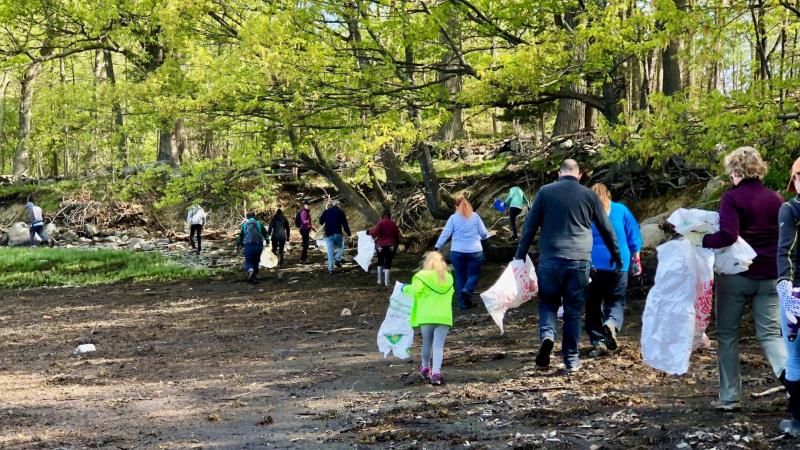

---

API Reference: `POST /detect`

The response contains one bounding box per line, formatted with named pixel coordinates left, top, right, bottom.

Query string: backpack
left=295, top=211, right=303, bottom=228
left=272, top=218, right=287, bottom=241
left=242, top=221, right=263, bottom=245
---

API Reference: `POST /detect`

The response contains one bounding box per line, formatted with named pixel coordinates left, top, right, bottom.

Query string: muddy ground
left=0, top=252, right=795, bottom=449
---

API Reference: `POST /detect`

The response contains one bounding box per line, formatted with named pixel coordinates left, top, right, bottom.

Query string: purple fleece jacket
left=701, top=178, right=783, bottom=280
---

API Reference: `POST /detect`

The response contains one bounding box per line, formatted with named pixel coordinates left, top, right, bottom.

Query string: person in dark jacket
left=296, top=202, right=315, bottom=264
left=237, top=212, right=269, bottom=282
left=776, top=156, right=800, bottom=437
left=515, top=159, right=621, bottom=373
left=371, top=208, right=401, bottom=289
left=689, top=147, right=786, bottom=411
left=268, top=209, right=291, bottom=268
left=319, top=200, right=351, bottom=274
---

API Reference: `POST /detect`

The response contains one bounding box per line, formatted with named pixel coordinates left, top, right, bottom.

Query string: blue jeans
left=537, top=257, right=591, bottom=369
left=450, top=251, right=484, bottom=308
left=325, top=234, right=345, bottom=272
left=243, top=244, right=263, bottom=275
left=781, top=308, right=800, bottom=382
left=585, top=270, right=628, bottom=344
left=29, top=224, right=48, bottom=246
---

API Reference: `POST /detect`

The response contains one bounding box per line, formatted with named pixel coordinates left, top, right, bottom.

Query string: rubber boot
left=384, top=269, right=391, bottom=287
left=780, top=380, right=800, bottom=437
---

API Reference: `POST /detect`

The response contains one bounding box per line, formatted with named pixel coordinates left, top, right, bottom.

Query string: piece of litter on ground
left=676, top=442, right=689, bottom=449
left=73, top=344, right=96, bottom=356
left=340, top=308, right=352, bottom=316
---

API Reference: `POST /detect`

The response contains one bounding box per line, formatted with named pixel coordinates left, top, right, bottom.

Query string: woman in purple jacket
left=689, top=147, right=787, bottom=411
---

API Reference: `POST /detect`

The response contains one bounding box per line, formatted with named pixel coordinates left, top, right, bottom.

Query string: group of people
left=410, top=148, right=800, bottom=437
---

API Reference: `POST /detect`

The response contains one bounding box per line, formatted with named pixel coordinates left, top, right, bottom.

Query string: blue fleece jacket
left=591, top=202, right=642, bottom=272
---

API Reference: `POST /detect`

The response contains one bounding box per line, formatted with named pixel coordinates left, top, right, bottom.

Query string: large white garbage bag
left=377, top=282, right=415, bottom=359
left=314, top=230, right=327, bottom=254
left=354, top=230, right=375, bottom=272
left=714, top=237, right=757, bottom=275
left=667, top=208, right=720, bottom=235
left=641, top=240, right=696, bottom=375
left=259, top=248, right=278, bottom=268
left=480, top=256, right=538, bottom=334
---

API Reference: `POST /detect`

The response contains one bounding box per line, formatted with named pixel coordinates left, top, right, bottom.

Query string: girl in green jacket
left=403, top=251, right=455, bottom=385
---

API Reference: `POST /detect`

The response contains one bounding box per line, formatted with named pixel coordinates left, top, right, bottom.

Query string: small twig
left=751, top=385, right=786, bottom=398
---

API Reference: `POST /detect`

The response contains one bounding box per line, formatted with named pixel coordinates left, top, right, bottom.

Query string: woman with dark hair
left=371, top=208, right=400, bottom=290
left=434, top=196, right=489, bottom=310
left=268, top=209, right=291, bottom=268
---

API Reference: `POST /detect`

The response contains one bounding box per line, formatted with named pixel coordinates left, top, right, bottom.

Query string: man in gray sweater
left=26, top=200, right=49, bottom=247
left=515, top=159, right=621, bottom=373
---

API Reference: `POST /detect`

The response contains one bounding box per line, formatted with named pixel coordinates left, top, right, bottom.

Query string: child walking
left=403, top=252, right=454, bottom=386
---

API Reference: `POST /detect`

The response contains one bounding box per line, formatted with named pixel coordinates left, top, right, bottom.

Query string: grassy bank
left=0, top=248, right=210, bottom=289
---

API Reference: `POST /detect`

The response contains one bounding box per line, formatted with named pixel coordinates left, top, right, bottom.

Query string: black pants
left=300, top=228, right=311, bottom=262
left=190, top=224, right=203, bottom=252
left=509, top=207, right=523, bottom=238
left=585, top=269, right=629, bottom=344
left=376, top=245, right=396, bottom=269
left=272, top=239, right=286, bottom=265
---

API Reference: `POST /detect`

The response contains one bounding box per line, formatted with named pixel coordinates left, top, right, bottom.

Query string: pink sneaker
left=419, top=366, right=430, bottom=381
left=430, top=373, right=444, bottom=386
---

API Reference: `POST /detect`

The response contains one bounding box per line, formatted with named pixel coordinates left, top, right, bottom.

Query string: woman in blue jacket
left=585, top=183, right=642, bottom=356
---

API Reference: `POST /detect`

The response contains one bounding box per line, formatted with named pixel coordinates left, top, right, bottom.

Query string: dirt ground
left=0, top=252, right=796, bottom=449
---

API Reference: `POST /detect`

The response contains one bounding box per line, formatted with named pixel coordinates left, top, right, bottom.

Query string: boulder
left=44, top=223, right=59, bottom=238
left=60, top=229, right=78, bottom=243
left=641, top=224, right=669, bottom=250
left=701, top=176, right=727, bottom=202
left=7, top=222, right=31, bottom=246
left=83, top=223, right=100, bottom=238
left=128, top=227, right=148, bottom=239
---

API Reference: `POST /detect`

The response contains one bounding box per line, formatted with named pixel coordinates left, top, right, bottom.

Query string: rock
left=141, top=244, right=156, bottom=252
left=641, top=224, right=668, bottom=249
left=60, top=229, right=78, bottom=243
left=640, top=212, right=671, bottom=227
left=44, top=223, right=59, bottom=238
left=127, top=237, right=146, bottom=247
left=83, top=223, right=100, bottom=238
left=73, top=344, right=96, bottom=356
left=558, top=139, right=574, bottom=150
left=6, top=222, right=30, bottom=246
left=701, top=176, right=727, bottom=202
left=340, top=308, right=352, bottom=317
left=128, top=227, right=148, bottom=238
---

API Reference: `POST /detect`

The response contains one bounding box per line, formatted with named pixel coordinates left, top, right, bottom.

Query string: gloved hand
left=685, top=231, right=705, bottom=246
left=778, top=280, right=800, bottom=341
left=631, top=254, right=642, bottom=276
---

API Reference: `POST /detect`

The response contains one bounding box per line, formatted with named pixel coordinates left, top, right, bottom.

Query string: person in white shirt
left=26, top=200, right=49, bottom=247
left=187, top=205, right=207, bottom=253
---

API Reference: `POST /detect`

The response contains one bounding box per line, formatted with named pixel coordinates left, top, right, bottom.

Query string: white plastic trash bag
left=259, top=248, right=278, bottom=268
left=714, top=237, right=757, bottom=275
left=354, top=230, right=375, bottom=272
left=377, top=282, right=415, bottom=359
left=480, top=256, right=538, bottom=334
left=667, top=208, right=720, bottom=235
left=641, top=239, right=714, bottom=375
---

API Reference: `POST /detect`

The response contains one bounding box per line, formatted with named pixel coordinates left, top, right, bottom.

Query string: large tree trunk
left=0, top=71, right=9, bottom=173
left=12, top=62, right=43, bottom=177
left=661, top=0, right=687, bottom=95
left=416, top=142, right=452, bottom=220
left=103, top=50, right=127, bottom=167
left=157, top=118, right=184, bottom=167
left=552, top=97, right=585, bottom=136
left=300, top=141, right=379, bottom=223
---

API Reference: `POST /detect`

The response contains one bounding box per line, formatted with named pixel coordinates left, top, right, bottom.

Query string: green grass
left=0, top=248, right=210, bottom=289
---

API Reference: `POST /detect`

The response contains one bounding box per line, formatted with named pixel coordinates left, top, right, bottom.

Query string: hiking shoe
left=564, top=364, right=581, bottom=375
left=430, top=373, right=444, bottom=386
left=711, top=400, right=741, bottom=411
left=535, top=338, right=555, bottom=368
left=247, top=268, right=255, bottom=282
left=603, top=322, right=619, bottom=351
left=780, top=419, right=800, bottom=437
left=589, top=341, right=609, bottom=358
left=420, top=366, right=430, bottom=381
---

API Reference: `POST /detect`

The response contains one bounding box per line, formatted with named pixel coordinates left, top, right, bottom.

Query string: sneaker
left=535, top=338, right=555, bottom=368
left=335, top=260, right=343, bottom=268
left=711, top=400, right=741, bottom=411
left=419, top=366, right=430, bottom=381
left=603, top=322, right=619, bottom=351
left=589, top=341, right=609, bottom=358
left=247, top=268, right=255, bottom=282
left=430, top=373, right=444, bottom=386
left=564, top=364, right=581, bottom=374
left=779, top=419, right=800, bottom=437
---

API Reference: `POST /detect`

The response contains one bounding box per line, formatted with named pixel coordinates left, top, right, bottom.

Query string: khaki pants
left=715, top=274, right=787, bottom=402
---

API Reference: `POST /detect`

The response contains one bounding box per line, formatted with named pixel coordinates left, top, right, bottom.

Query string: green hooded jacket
left=404, top=269, right=455, bottom=327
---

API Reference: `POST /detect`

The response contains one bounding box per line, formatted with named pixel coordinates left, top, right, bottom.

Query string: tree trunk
left=103, top=50, right=127, bottom=167
left=300, top=141, right=379, bottom=223
left=436, top=15, right=464, bottom=142
left=157, top=119, right=184, bottom=167
left=552, top=97, right=585, bottom=136
left=416, top=142, right=451, bottom=220
left=661, top=40, right=682, bottom=95
left=13, top=61, right=43, bottom=177
left=0, top=71, right=9, bottom=173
